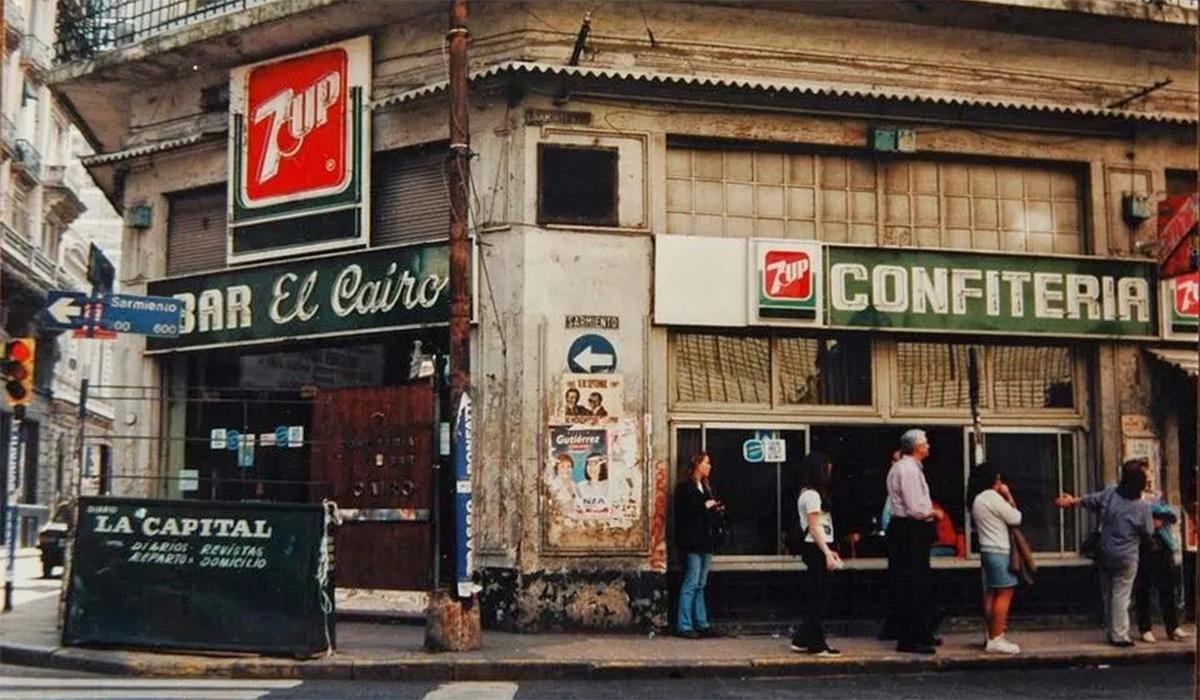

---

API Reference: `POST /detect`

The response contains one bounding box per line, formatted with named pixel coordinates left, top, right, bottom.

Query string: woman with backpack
left=789, top=451, right=843, bottom=656
left=673, top=452, right=724, bottom=639
left=1055, top=459, right=1155, bottom=647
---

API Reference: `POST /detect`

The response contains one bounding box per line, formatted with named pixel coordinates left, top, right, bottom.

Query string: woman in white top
left=790, top=452, right=843, bottom=657
left=968, top=463, right=1023, bottom=655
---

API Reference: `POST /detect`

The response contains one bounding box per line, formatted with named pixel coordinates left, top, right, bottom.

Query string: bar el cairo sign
left=746, top=241, right=1158, bottom=338
left=145, top=242, right=449, bottom=352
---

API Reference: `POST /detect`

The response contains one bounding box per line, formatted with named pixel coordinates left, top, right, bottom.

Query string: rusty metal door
left=310, top=383, right=433, bottom=590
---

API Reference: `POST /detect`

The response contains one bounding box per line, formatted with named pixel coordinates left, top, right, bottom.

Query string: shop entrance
left=310, top=383, right=435, bottom=590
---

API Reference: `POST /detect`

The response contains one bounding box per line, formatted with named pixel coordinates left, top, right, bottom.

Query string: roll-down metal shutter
left=373, top=144, right=450, bottom=246
left=167, top=185, right=226, bottom=276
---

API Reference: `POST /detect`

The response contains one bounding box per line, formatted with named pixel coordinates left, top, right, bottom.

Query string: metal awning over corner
left=1146, top=347, right=1199, bottom=377
left=371, top=61, right=1197, bottom=127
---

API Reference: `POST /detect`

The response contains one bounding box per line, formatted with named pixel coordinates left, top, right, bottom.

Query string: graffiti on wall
left=543, top=418, right=645, bottom=552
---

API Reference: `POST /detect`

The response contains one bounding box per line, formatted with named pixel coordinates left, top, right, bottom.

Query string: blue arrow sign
left=567, top=334, right=617, bottom=373
left=41, top=292, right=183, bottom=338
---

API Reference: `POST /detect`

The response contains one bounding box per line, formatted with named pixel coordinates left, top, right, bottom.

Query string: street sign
left=42, top=292, right=184, bottom=338
left=87, top=243, right=116, bottom=295
left=567, top=334, right=617, bottom=373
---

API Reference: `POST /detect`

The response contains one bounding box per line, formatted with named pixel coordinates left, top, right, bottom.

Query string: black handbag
left=708, top=505, right=729, bottom=550
left=1080, top=491, right=1114, bottom=560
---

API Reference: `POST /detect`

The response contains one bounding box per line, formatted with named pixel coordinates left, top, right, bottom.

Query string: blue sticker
left=226, top=430, right=241, bottom=451
left=742, top=439, right=764, bottom=463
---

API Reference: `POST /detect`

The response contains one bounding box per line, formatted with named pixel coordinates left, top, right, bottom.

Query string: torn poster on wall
left=544, top=419, right=645, bottom=553
left=557, top=373, right=624, bottom=420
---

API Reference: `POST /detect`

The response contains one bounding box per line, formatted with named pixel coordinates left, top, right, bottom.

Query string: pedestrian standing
left=790, top=452, right=843, bottom=656
left=674, top=452, right=724, bottom=639
left=885, top=429, right=946, bottom=654
left=1055, top=460, right=1154, bottom=647
left=969, top=463, right=1022, bottom=654
left=1133, top=463, right=1191, bottom=643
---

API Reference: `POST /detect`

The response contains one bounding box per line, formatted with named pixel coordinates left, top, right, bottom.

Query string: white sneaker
left=1170, top=628, right=1191, bottom=641
left=985, top=636, right=1020, bottom=654
left=1141, top=631, right=1157, bottom=643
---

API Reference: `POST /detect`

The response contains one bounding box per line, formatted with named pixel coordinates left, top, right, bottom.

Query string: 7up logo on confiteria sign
left=752, top=240, right=823, bottom=325
left=228, top=37, right=371, bottom=265
left=1164, top=271, right=1199, bottom=340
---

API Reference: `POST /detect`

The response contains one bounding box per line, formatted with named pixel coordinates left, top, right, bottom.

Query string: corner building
left=49, top=0, right=1198, bottom=631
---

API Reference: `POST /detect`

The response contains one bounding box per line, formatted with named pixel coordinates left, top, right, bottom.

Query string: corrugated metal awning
left=1146, top=347, right=1199, bottom=377
left=372, top=61, right=1197, bottom=126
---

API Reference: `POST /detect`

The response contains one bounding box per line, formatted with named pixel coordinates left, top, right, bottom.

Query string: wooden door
left=310, top=383, right=433, bottom=590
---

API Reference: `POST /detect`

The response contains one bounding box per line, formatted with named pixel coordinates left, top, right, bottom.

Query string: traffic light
left=2, top=338, right=36, bottom=407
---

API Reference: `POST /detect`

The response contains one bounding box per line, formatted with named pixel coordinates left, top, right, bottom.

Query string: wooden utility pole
left=425, top=0, right=481, bottom=652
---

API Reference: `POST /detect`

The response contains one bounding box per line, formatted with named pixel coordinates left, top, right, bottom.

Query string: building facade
left=2, top=0, right=122, bottom=545
left=48, top=0, right=1197, bottom=630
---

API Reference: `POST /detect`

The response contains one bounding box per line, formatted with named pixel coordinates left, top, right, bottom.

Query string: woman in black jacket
left=674, top=452, right=723, bottom=639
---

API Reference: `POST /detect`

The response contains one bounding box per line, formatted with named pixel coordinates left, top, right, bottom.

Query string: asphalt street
left=0, top=662, right=1192, bottom=699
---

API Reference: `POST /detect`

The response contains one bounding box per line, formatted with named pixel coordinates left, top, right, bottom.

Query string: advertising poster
left=544, top=419, right=645, bottom=553
left=557, top=373, right=623, bottom=420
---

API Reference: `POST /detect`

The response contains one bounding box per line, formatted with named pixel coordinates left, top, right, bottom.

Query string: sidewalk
left=0, top=594, right=1194, bottom=681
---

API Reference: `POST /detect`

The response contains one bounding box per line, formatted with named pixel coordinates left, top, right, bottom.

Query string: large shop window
left=666, top=145, right=1084, bottom=254
left=973, top=431, right=1077, bottom=553
left=538, top=144, right=619, bottom=226
left=672, top=332, right=872, bottom=407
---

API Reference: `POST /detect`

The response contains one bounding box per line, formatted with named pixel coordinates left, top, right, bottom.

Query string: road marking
left=423, top=681, right=519, bottom=700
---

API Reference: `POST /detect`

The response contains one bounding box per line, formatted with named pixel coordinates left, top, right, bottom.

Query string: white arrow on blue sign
left=567, top=334, right=617, bottom=373
left=42, top=291, right=184, bottom=338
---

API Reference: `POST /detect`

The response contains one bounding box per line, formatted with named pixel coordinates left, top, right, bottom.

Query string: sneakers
left=1141, top=631, right=1158, bottom=644
left=984, top=636, right=1021, bottom=655
left=789, top=642, right=841, bottom=656
left=1170, top=628, right=1191, bottom=641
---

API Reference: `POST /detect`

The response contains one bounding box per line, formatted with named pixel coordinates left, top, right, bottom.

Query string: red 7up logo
left=1175, top=273, right=1199, bottom=317
left=763, top=250, right=812, bottom=301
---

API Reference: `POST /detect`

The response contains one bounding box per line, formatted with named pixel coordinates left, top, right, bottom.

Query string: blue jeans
left=677, top=552, right=712, bottom=632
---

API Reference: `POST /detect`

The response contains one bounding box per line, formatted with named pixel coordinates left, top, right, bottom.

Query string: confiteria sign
left=747, top=241, right=1159, bottom=338
left=228, top=37, right=372, bottom=264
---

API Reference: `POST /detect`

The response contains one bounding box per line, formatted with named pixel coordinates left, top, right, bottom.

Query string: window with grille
left=666, top=146, right=1084, bottom=254
left=896, top=341, right=1076, bottom=411
left=672, top=331, right=872, bottom=407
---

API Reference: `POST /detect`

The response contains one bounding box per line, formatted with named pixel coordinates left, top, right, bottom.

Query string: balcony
left=1, top=217, right=61, bottom=290
left=55, top=0, right=277, bottom=63
left=42, top=165, right=88, bottom=225
left=20, top=35, right=53, bottom=79
left=5, top=0, right=26, bottom=46
left=1, top=115, right=16, bottom=161
left=13, top=139, right=42, bottom=182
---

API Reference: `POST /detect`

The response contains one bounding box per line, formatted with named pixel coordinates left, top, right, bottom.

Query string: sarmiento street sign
left=825, top=246, right=1157, bottom=338
left=63, top=497, right=332, bottom=657
left=146, top=241, right=449, bottom=352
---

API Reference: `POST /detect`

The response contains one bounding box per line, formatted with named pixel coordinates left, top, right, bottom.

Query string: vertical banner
left=453, top=393, right=474, bottom=598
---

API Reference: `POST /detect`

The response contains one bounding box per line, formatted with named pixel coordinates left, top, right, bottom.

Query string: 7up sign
left=752, top=240, right=823, bottom=325
left=228, top=37, right=371, bottom=265
left=1164, top=271, right=1199, bottom=340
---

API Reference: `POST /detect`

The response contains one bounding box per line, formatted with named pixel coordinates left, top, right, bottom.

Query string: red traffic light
left=5, top=340, right=31, bottom=363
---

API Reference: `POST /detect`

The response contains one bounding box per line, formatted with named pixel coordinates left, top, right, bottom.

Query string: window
left=896, top=343, right=984, bottom=409
left=373, top=144, right=451, bottom=246
left=672, top=331, right=872, bottom=407
left=896, top=342, right=1076, bottom=412
left=167, top=185, right=226, bottom=276
left=538, top=144, right=618, bottom=226
left=666, top=145, right=1084, bottom=254
left=973, top=431, right=1077, bottom=553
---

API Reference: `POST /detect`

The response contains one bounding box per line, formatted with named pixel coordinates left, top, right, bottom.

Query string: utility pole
left=425, top=0, right=481, bottom=652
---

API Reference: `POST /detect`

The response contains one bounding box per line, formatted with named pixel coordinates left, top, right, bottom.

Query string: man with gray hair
left=885, top=428, right=946, bottom=654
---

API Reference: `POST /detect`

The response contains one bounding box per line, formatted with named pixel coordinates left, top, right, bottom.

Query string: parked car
left=37, top=501, right=73, bottom=578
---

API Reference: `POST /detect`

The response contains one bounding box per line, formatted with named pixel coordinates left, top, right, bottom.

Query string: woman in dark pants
left=790, top=452, right=843, bottom=656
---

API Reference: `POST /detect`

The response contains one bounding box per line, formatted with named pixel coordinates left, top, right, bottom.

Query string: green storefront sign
left=825, top=247, right=1157, bottom=338
left=147, top=242, right=448, bottom=352
left=63, top=497, right=331, bottom=657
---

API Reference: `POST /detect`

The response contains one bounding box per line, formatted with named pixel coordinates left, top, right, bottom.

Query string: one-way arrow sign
left=567, top=334, right=617, bottom=373
left=41, top=291, right=184, bottom=338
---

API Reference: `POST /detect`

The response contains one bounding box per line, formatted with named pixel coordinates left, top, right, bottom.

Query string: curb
left=1, top=641, right=1193, bottom=681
